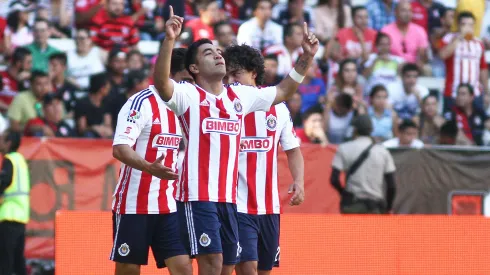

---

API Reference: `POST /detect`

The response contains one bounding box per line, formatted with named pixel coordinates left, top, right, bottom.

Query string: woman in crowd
left=367, top=85, right=398, bottom=142
left=328, top=58, right=366, bottom=114
left=3, top=8, right=33, bottom=56
left=314, top=0, right=352, bottom=43
left=413, top=94, right=445, bottom=145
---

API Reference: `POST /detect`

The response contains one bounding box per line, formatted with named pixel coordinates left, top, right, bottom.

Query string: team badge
left=266, top=114, right=277, bottom=131
left=233, top=99, right=243, bottom=114
left=118, top=243, right=130, bottom=256
left=199, top=233, right=211, bottom=247
left=127, top=110, right=141, bottom=123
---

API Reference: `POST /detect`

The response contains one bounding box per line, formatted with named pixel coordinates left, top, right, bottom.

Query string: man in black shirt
left=49, top=53, right=82, bottom=116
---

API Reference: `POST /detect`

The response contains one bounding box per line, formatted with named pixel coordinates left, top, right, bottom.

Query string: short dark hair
left=457, top=83, right=474, bottom=96
left=89, top=72, right=109, bottom=94
left=11, top=47, right=31, bottom=64
left=398, top=119, right=417, bottom=132
left=196, top=0, right=216, bottom=11
left=458, top=11, right=475, bottom=23
left=213, top=21, right=231, bottom=36
left=127, top=50, right=144, bottom=61
left=440, top=120, right=458, bottom=139
left=302, top=105, right=323, bottom=122
left=369, top=84, right=388, bottom=98
left=422, top=94, right=438, bottom=104
left=171, top=48, right=188, bottom=76
left=30, top=70, right=49, bottom=83
left=351, top=6, right=366, bottom=18
left=335, top=93, right=354, bottom=109
left=222, top=44, right=265, bottom=85
left=264, top=54, right=278, bottom=62
left=375, top=32, right=390, bottom=45
left=5, top=130, right=21, bottom=153
left=49, top=52, right=67, bottom=66
left=401, top=63, right=419, bottom=76
left=185, top=38, right=214, bottom=79
left=283, top=22, right=303, bottom=42
left=441, top=7, right=455, bottom=18
left=253, top=0, right=272, bottom=11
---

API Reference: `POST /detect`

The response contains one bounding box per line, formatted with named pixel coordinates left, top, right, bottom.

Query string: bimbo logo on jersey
left=152, top=133, right=182, bottom=149
left=240, top=136, right=273, bottom=153
left=202, top=118, right=241, bottom=135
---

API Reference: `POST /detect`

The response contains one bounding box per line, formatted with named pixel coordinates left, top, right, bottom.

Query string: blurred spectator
left=413, top=94, right=444, bottom=145
left=363, top=32, right=404, bottom=95
left=335, top=6, right=377, bottom=62
left=383, top=119, right=424, bottom=148
left=169, top=48, right=194, bottom=84
left=388, top=63, right=429, bottom=121
left=438, top=120, right=458, bottom=145
left=66, top=29, right=106, bottom=90
left=214, top=21, right=236, bottom=51
left=430, top=7, right=454, bottom=77
left=130, top=0, right=165, bottom=41
left=35, top=1, right=72, bottom=38
left=313, top=0, right=351, bottom=43
left=181, top=0, right=220, bottom=44
left=3, top=3, right=33, bottom=56
left=295, top=106, right=328, bottom=146
left=381, top=0, right=429, bottom=70
left=264, top=22, right=303, bottom=77
left=91, top=0, right=140, bottom=52
left=49, top=53, right=80, bottom=116
left=366, top=0, right=396, bottom=31
left=27, top=19, right=61, bottom=73
left=24, top=93, right=74, bottom=137
left=440, top=12, right=488, bottom=112
left=106, top=49, right=128, bottom=97
left=75, top=0, right=105, bottom=28
left=324, top=93, right=355, bottom=144
left=287, top=92, right=303, bottom=127
left=328, top=59, right=365, bottom=113
left=274, top=0, right=315, bottom=31
left=367, top=85, right=397, bottom=142
left=453, top=0, right=484, bottom=37
left=75, top=72, right=113, bottom=138
left=126, top=50, right=145, bottom=71
left=237, top=0, right=283, bottom=51
left=7, top=71, right=51, bottom=131
left=410, top=0, right=445, bottom=34
left=443, top=83, right=490, bottom=146
left=480, top=7, right=490, bottom=49
left=263, top=54, right=282, bottom=86
left=0, top=47, right=32, bottom=111
left=297, top=60, right=326, bottom=113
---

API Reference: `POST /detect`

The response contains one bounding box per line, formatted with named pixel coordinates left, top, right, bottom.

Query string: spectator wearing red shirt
left=180, top=0, right=220, bottom=45
left=0, top=16, right=6, bottom=54
left=336, top=6, right=377, bottom=63
left=295, top=107, right=328, bottom=146
left=0, top=47, right=32, bottom=111
left=410, top=0, right=445, bottom=35
left=91, top=0, right=140, bottom=52
left=75, top=0, right=105, bottom=28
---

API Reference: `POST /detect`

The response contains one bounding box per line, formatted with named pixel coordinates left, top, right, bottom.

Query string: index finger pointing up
left=303, top=22, right=308, bottom=35
left=169, top=5, right=174, bottom=17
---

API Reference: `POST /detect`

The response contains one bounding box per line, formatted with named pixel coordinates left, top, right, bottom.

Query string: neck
left=53, top=75, right=64, bottom=86
left=36, top=41, right=48, bottom=50
left=399, top=139, right=410, bottom=146
left=396, top=21, right=409, bottom=32
left=197, top=79, right=223, bottom=96
left=403, top=84, right=412, bottom=94
left=286, top=44, right=297, bottom=55
left=77, top=48, right=90, bottom=56
left=89, top=93, right=104, bottom=106
left=464, top=105, right=473, bottom=116
left=201, top=16, right=211, bottom=26
left=256, top=18, right=266, bottom=29
left=111, top=73, right=123, bottom=84
left=374, top=106, right=384, bottom=114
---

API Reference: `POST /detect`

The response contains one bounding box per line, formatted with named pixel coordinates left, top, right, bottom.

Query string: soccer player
left=153, top=6, right=318, bottom=275
left=223, top=44, right=305, bottom=275
left=110, top=49, right=194, bottom=275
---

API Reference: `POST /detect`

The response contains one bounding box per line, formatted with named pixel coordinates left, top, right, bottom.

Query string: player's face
left=194, top=44, right=226, bottom=79
left=173, top=70, right=195, bottom=84
left=227, top=68, right=256, bottom=86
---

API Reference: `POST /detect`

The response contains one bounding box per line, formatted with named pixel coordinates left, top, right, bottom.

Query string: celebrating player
left=110, top=49, right=193, bottom=275
left=153, top=6, right=318, bottom=275
left=223, top=44, right=305, bottom=275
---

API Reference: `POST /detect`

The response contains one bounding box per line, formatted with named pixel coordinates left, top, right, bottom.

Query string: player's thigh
left=217, top=203, right=240, bottom=265
left=150, top=212, right=191, bottom=270
left=110, top=212, right=151, bottom=266
left=237, top=213, right=260, bottom=263
left=257, top=214, right=280, bottom=271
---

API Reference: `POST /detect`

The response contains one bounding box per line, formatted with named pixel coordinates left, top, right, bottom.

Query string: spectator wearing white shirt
left=236, top=0, right=283, bottom=51
left=263, top=22, right=304, bottom=77
left=3, top=2, right=33, bottom=56
left=383, top=119, right=425, bottom=148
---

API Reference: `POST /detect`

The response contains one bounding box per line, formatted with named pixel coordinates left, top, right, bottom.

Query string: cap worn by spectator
left=351, top=114, right=373, bottom=136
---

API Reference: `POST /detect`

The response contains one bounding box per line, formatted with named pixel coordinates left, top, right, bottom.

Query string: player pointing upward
left=153, top=6, right=318, bottom=275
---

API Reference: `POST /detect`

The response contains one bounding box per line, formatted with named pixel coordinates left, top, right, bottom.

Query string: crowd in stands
left=0, top=0, right=490, bottom=147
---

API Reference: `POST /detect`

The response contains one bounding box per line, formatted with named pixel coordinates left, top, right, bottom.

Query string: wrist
left=142, top=161, right=152, bottom=174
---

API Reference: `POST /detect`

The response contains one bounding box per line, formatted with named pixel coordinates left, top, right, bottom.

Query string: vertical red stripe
left=227, top=87, right=242, bottom=203
left=136, top=95, right=161, bottom=213
left=196, top=87, right=211, bottom=201
left=159, top=108, right=177, bottom=213
left=215, top=98, right=231, bottom=201
left=119, top=167, right=133, bottom=214
left=265, top=107, right=277, bottom=213
left=244, top=113, right=258, bottom=213
left=113, top=165, right=129, bottom=212
left=178, top=109, right=191, bottom=201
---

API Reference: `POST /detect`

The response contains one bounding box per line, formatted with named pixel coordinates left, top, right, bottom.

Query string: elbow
left=112, top=146, right=122, bottom=161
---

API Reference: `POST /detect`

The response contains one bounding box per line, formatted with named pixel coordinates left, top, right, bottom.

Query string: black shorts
left=109, top=212, right=187, bottom=268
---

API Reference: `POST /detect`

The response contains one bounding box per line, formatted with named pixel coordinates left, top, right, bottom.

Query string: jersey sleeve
left=113, top=99, right=151, bottom=147
left=157, top=80, right=193, bottom=116
left=232, top=84, right=277, bottom=114
left=278, top=104, right=300, bottom=151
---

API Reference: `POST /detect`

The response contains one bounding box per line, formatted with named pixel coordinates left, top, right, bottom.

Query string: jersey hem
left=111, top=209, right=177, bottom=214
left=175, top=197, right=237, bottom=204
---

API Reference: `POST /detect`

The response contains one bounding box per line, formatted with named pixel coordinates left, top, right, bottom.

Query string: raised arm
left=274, top=23, right=320, bottom=105
left=153, top=6, right=184, bottom=102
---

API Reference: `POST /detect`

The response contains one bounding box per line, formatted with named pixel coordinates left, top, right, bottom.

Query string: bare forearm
left=275, top=53, right=314, bottom=104
left=480, top=69, right=488, bottom=94
left=113, top=145, right=151, bottom=173
left=285, top=147, right=304, bottom=186
left=439, top=40, right=459, bottom=59
left=76, top=4, right=103, bottom=25
left=154, top=38, right=175, bottom=101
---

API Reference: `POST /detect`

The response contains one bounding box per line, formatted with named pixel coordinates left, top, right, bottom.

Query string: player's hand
left=301, top=22, right=319, bottom=57
left=288, top=182, right=304, bottom=206
left=147, top=154, right=179, bottom=180
left=165, top=6, right=184, bottom=40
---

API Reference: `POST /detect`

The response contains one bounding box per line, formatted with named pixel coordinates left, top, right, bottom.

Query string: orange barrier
left=55, top=211, right=490, bottom=275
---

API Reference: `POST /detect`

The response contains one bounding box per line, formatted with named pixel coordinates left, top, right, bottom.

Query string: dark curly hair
left=222, top=44, right=265, bottom=86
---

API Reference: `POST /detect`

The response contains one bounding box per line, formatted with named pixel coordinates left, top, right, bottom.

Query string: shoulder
left=442, top=32, right=455, bottom=42
left=410, top=23, right=427, bottom=34
left=336, top=28, right=350, bottom=36
left=381, top=23, right=395, bottom=33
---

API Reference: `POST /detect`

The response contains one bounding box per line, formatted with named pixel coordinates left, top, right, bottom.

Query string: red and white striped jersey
left=112, top=88, right=182, bottom=214
left=441, top=33, right=488, bottom=98
left=159, top=81, right=277, bottom=203
left=237, top=103, right=299, bottom=215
